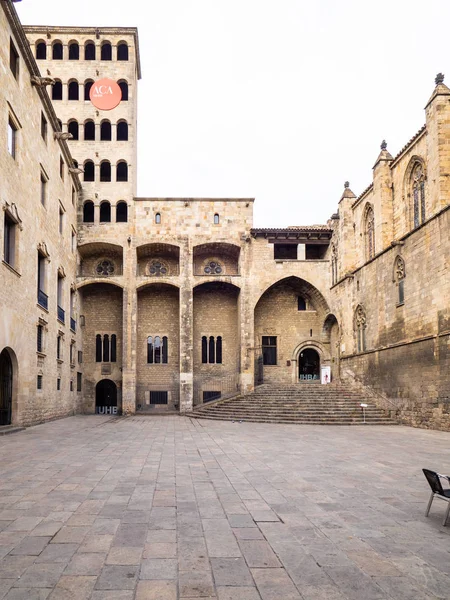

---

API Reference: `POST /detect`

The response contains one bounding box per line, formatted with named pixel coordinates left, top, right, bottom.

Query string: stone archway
left=0, top=349, right=13, bottom=425
left=95, top=379, right=117, bottom=414
left=298, top=348, right=321, bottom=382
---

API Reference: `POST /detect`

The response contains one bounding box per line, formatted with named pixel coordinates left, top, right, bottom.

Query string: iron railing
left=57, top=305, right=65, bottom=323
left=37, top=289, right=48, bottom=310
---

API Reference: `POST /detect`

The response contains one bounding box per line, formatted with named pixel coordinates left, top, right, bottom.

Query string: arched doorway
left=0, top=349, right=13, bottom=425
left=95, top=379, right=117, bottom=414
left=299, top=348, right=320, bottom=382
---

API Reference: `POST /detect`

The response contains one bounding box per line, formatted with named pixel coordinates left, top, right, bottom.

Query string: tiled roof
left=390, top=124, right=427, bottom=165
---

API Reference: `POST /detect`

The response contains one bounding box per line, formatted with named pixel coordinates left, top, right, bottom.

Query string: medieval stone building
left=0, top=1, right=449, bottom=429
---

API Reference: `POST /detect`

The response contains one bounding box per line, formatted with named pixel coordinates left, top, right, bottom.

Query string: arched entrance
left=95, top=379, right=117, bottom=414
left=298, top=348, right=320, bottom=382
left=0, top=349, right=13, bottom=425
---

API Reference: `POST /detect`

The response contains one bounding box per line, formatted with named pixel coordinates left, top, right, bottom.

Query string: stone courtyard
left=0, top=417, right=449, bottom=599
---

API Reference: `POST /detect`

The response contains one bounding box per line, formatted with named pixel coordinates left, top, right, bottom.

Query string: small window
left=262, top=336, right=277, bottom=365
left=111, top=335, right=117, bottom=363
left=100, top=201, right=111, bottom=223
left=84, top=80, right=94, bottom=101
left=100, top=121, right=111, bottom=141
left=103, top=334, right=110, bottom=362
left=3, top=212, right=16, bottom=267
left=68, top=120, right=79, bottom=140
left=203, top=391, right=221, bottom=403
left=52, top=81, right=63, bottom=100
left=36, top=41, right=47, bottom=60
left=101, top=42, right=112, bottom=60
left=7, top=118, right=17, bottom=158
left=117, top=121, right=128, bottom=141
left=150, top=391, right=168, bottom=405
left=37, top=375, right=43, bottom=390
left=77, top=372, right=82, bottom=391
left=71, top=230, right=76, bottom=252
left=95, top=334, right=102, bottom=362
left=37, top=325, right=43, bottom=353
left=68, top=81, right=79, bottom=101
left=40, top=171, right=48, bottom=206
left=117, top=42, right=129, bottom=61
left=10, top=39, right=19, bottom=79
left=59, top=205, right=64, bottom=234
left=78, top=351, right=83, bottom=364
left=37, top=251, right=47, bottom=309
left=57, top=274, right=65, bottom=323
left=155, top=213, right=161, bottom=224
left=69, top=42, right=79, bottom=60
left=84, top=120, right=95, bottom=141
left=116, top=161, right=128, bottom=182
left=100, top=161, right=111, bottom=182
left=116, top=202, right=128, bottom=222
left=201, top=336, right=222, bottom=364
left=398, top=279, right=405, bottom=305
left=214, top=213, right=219, bottom=224
left=60, top=157, right=65, bottom=180
left=57, top=335, right=62, bottom=360
left=298, top=296, right=306, bottom=311
left=85, top=42, right=95, bottom=60
left=41, top=113, right=47, bottom=141
left=118, top=80, right=128, bottom=101
left=70, top=380, right=73, bottom=392
left=57, top=378, right=61, bottom=391
left=52, top=42, right=63, bottom=60
left=83, top=201, right=94, bottom=223
left=83, top=161, right=95, bottom=182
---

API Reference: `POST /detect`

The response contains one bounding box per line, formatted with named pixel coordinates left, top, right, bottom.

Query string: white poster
left=321, top=366, right=331, bottom=385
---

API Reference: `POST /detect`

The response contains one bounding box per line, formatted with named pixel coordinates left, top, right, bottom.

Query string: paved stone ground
left=0, top=416, right=449, bottom=599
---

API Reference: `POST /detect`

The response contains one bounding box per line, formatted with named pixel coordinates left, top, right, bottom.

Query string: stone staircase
left=190, top=383, right=398, bottom=425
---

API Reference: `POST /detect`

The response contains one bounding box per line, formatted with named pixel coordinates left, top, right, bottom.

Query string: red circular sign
left=90, top=78, right=122, bottom=110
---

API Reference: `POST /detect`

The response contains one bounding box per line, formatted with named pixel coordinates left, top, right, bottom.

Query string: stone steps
left=190, top=383, right=397, bottom=425
left=0, top=425, right=25, bottom=436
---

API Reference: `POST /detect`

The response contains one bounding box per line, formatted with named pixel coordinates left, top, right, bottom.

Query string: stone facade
left=0, top=3, right=449, bottom=429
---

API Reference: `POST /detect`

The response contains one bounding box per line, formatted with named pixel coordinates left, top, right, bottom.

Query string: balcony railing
left=70, top=317, right=76, bottom=332
left=57, top=305, right=65, bottom=323
left=37, top=289, right=48, bottom=310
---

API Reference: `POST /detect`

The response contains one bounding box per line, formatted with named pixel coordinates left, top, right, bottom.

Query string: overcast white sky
left=17, top=0, right=450, bottom=227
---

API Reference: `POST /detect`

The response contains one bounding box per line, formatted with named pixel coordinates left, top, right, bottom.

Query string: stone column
left=179, top=238, right=193, bottom=413
left=121, top=240, right=137, bottom=415
left=239, top=239, right=254, bottom=394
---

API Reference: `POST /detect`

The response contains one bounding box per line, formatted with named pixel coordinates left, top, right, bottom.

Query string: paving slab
left=0, top=416, right=448, bottom=599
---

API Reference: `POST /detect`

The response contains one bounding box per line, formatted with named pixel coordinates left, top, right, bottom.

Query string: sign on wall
left=90, top=78, right=122, bottom=110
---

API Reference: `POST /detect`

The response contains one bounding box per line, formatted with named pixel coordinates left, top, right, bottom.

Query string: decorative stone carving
left=37, top=241, right=50, bottom=259
left=30, top=75, right=55, bottom=87
left=204, top=260, right=223, bottom=275
left=96, top=260, right=115, bottom=276
left=394, top=256, right=405, bottom=281
left=355, top=305, right=366, bottom=327
left=147, top=260, right=169, bottom=276
left=3, top=201, right=23, bottom=230
left=53, top=132, right=73, bottom=141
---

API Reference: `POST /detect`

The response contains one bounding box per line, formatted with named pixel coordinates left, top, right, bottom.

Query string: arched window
left=100, top=201, right=111, bottom=223
left=96, top=334, right=102, bottom=362
left=118, top=80, right=128, bottom=101
left=100, top=161, right=111, bottom=182
left=394, top=256, right=406, bottom=305
left=117, top=120, right=128, bottom=141
left=84, top=120, right=95, bottom=141
left=101, top=42, right=112, bottom=61
left=147, top=336, right=168, bottom=364
left=214, top=213, right=219, bottom=224
left=52, top=80, right=62, bottom=100
left=84, top=80, right=94, bottom=101
left=155, top=213, right=161, bottom=224
left=117, top=42, right=129, bottom=61
left=103, top=334, right=110, bottom=362
left=111, top=335, right=117, bottom=363
left=355, top=305, right=367, bottom=353
left=216, top=336, right=222, bottom=364
left=68, top=120, right=79, bottom=140
left=201, top=336, right=208, bottom=363
left=36, top=41, right=46, bottom=60
left=83, top=201, right=94, bottom=222
left=412, top=162, right=426, bottom=228
left=364, top=205, right=375, bottom=261
left=52, top=41, right=63, bottom=60
left=202, top=336, right=222, bottom=363
left=83, top=161, right=95, bottom=182
left=208, top=336, right=215, bottom=364
left=298, top=296, right=306, bottom=311
left=116, top=201, right=128, bottom=222
left=116, top=161, right=128, bottom=182
left=68, top=42, right=79, bottom=60
left=85, top=42, right=95, bottom=60
left=100, top=121, right=112, bottom=141
left=68, top=80, right=79, bottom=101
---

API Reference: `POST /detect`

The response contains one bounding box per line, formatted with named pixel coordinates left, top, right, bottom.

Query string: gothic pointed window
left=394, top=256, right=406, bottom=305
left=355, top=305, right=367, bottom=353
left=412, top=162, right=426, bottom=228
left=364, top=206, right=375, bottom=261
